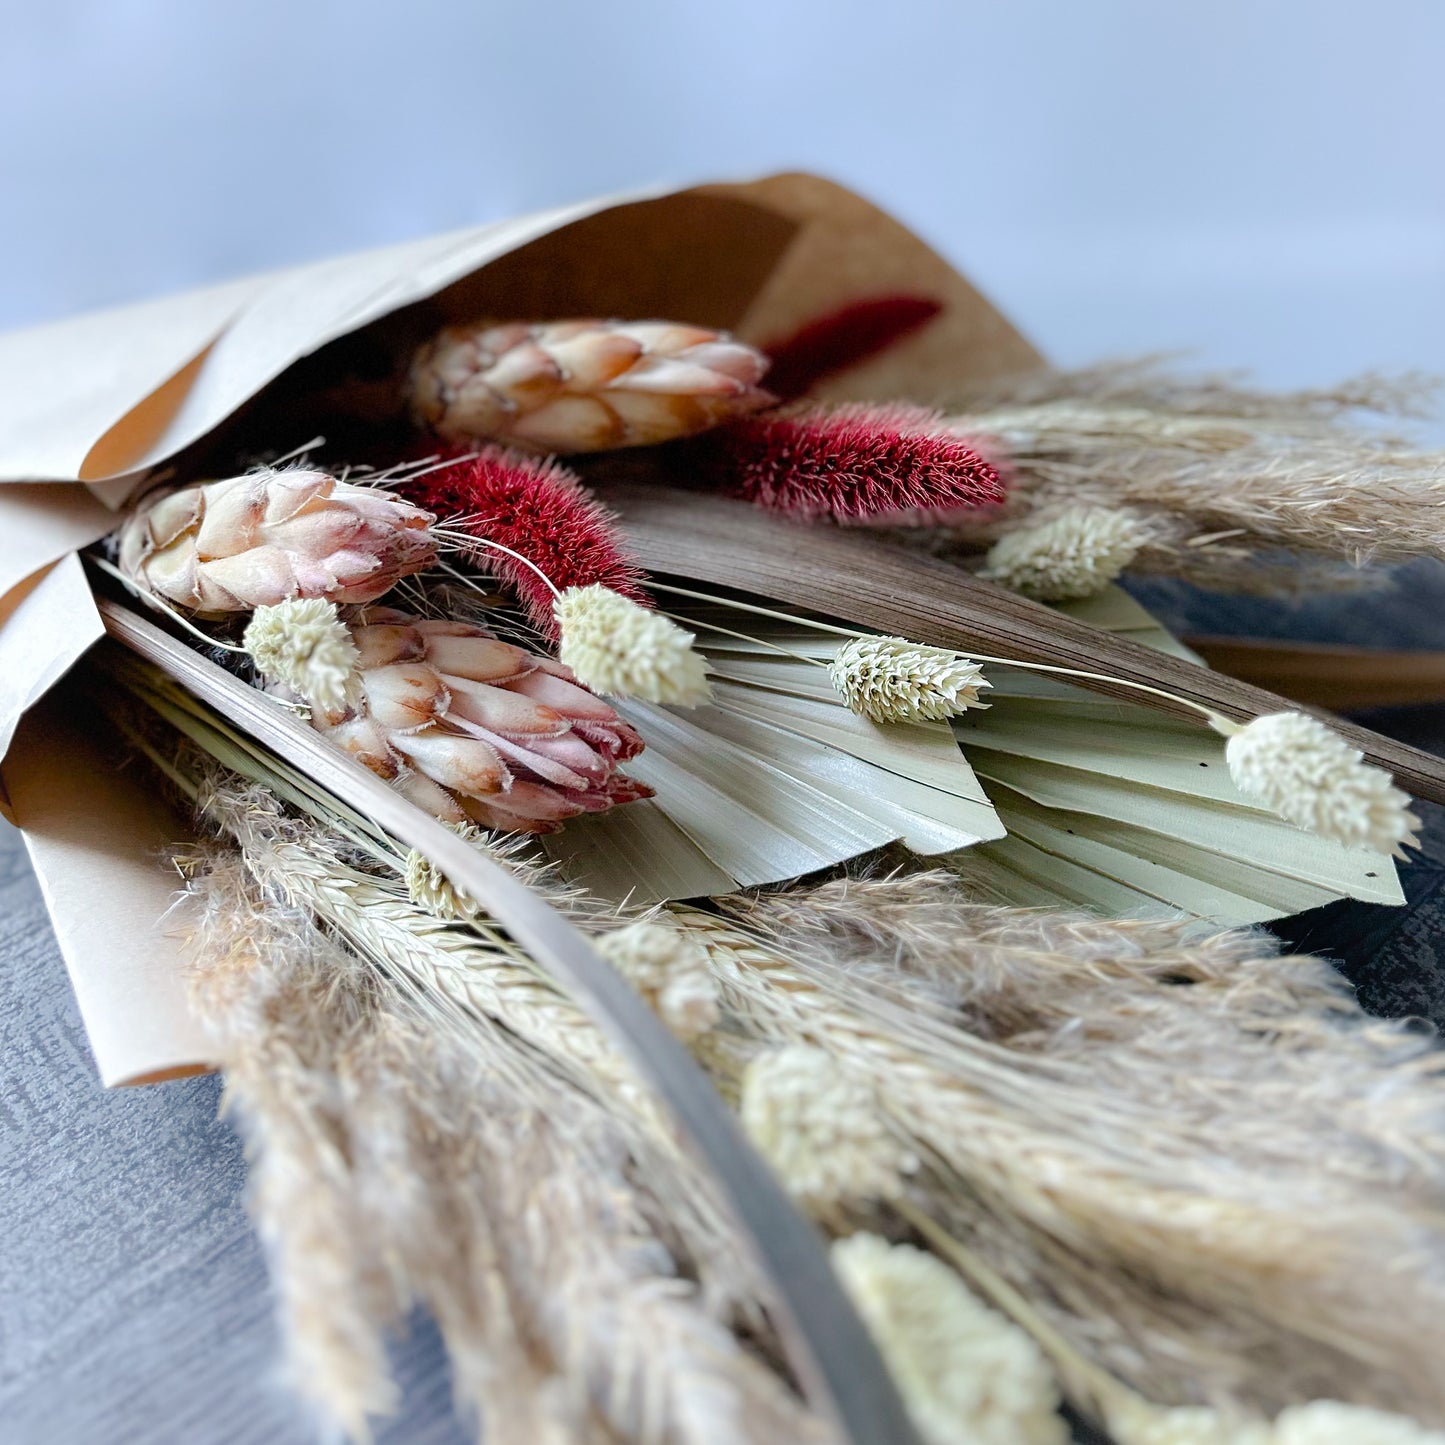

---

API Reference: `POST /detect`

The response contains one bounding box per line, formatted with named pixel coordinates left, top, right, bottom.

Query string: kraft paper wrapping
left=0, top=173, right=1037, bottom=1085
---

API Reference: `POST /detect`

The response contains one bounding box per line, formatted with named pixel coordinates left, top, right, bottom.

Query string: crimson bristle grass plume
left=397, top=447, right=646, bottom=637
left=760, top=295, right=944, bottom=401
left=702, top=401, right=1006, bottom=524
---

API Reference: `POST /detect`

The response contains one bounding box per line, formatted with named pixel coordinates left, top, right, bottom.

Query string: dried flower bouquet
left=5, top=175, right=1445, bottom=1445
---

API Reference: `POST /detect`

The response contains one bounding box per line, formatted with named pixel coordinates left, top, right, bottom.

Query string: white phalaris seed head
left=1223, top=711, right=1420, bottom=855
left=1274, top=1402, right=1445, bottom=1445
left=981, top=506, right=1149, bottom=601
left=554, top=585, right=712, bottom=706
left=832, top=1233, right=1068, bottom=1445
left=739, top=1044, right=914, bottom=1214
left=594, top=922, right=719, bottom=1042
left=403, top=823, right=486, bottom=920
left=1107, top=1398, right=1269, bottom=1445
left=243, top=598, right=360, bottom=713
left=1110, top=1398, right=1445, bottom=1445
left=829, top=636, right=989, bottom=724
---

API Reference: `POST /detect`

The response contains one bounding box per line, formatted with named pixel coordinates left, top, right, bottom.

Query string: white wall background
left=3, top=0, right=1443, bottom=390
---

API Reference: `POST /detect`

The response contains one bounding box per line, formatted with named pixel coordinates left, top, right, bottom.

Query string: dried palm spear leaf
left=118, top=466, right=436, bottom=613
left=409, top=319, right=774, bottom=453
left=310, top=605, right=651, bottom=833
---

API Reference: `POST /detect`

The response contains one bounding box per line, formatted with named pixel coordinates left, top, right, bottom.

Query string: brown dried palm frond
left=672, top=868, right=1445, bottom=1425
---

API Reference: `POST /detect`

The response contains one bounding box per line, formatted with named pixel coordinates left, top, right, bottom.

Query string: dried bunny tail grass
left=190, top=783, right=821, bottom=1444
left=555, top=584, right=712, bottom=705
left=828, top=637, right=989, bottom=723
left=672, top=887, right=1445, bottom=1422
left=831, top=1233, right=1068, bottom=1445
left=739, top=1044, right=916, bottom=1219
left=594, top=921, right=720, bottom=1042
left=1219, top=711, right=1421, bottom=856
left=243, top=598, right=360, bottom=712
left=979, top=506, right=1154, bottom=601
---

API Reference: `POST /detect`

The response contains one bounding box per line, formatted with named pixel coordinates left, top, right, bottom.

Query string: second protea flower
left=408, top=318, right=774, bottom=453
left=119, top=467, right=436, bottom=613
left=312, top=606, right=651, bottom=833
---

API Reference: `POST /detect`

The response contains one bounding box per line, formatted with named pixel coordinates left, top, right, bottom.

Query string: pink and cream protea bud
left=118, top=467, right=437, bottom=614
left=314, top=606, right=652, bottom=834
left=408, top=318, right=774, bottom=453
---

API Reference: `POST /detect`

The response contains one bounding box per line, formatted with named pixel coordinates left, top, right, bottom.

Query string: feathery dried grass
left=937, top=359, right=1445, bottom=589
left=670, top=869, right=1445, bottom=1424
left=186, top=779, right=823, bottom=1445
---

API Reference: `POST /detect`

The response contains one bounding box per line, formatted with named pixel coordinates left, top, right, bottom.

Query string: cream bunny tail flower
left=243, top=598, right=361, bottom=714
left=554, top=585, right=712, bottom=706
left=739, top=1043, right=915, bottom=1215
left=1219, top=711, right=1420, bottom=855
left=829, top=636, right=989, bottom=725
left=831, top=1234, right=1068, bottom=1445
left=981, top=506, right=1150, bottom=601
left=594, top=922, right=719, bottom=1042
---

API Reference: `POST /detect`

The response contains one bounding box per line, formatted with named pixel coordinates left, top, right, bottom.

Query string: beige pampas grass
left=939, top=360, right=1445, bottom=590
left=186, top=783, right=824, bottom=1445
left=672, top=870, right=1445, bottom=1425
left=831, top=1233, right=1067, bottom=1445
left=554, top=584, right=713, bottom=706
left=1220, top=711, right=1421, bottom=854
left=979, top=506, right=1152, bottom=601
left=828, top=636, right=989, bottom=724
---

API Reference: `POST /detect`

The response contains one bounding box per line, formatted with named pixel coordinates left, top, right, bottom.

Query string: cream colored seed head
left=1108, top=1398, right=1268, bottom=1445
left=555, top=585, right=712, bottom=707
left=832, top=1233, right=1068, bottom=1445
left=739, top=1044, right=914, bottom=1214
left=1224, top=711, right=1420, bottom=855
left=243, top=599, right=361, bottom=714
left=981, top=506, right=1149, bottom=601
left=403, top=823, right=486, bottom=920
left=1274, top=1402, right=1445, bottom=1445
left=594, top=922, right=719, bottom=1042
left=829, top=636, right=989, bottom=724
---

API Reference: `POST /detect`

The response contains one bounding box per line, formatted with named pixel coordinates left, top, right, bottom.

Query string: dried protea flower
left=119, top=467, right=436, bottom=614
left=829, top=636, right=990, bottom=724
left=313, top=606, right=651, bottom=834
left=980, top=506, right=1151, bottom=601
left=554, top=584, right=711, bottom=706
left=408, top=319, right=773, bottom=453
left=831, top=1234, right=1068, bottom=1445
left=702, top=401, right=1005, bottom=524
left=399, top=447, right=646, bottom=637
left=1219, top=711, right=1420, bottom=855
